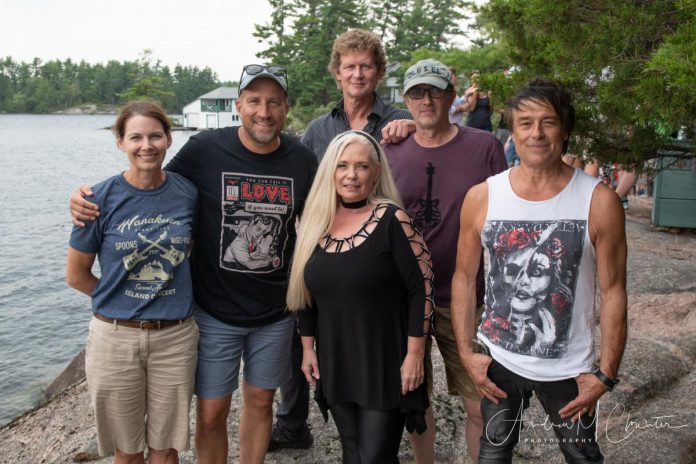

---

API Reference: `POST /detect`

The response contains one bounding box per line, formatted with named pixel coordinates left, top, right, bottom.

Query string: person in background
left=567, top=156, right=637, bottom=209
left=452, top=78, right=627, bottom=463
left=562, top=152, right=584, bottom=169
left=495, top=108, right=510, bottom=144
left=448, top=67, right=467, bottom=126
left=462, top=70, right=493, bottom=132
left=494, top=67, right=512, bottom=145
left=503, top=135, right=519, bottom=167
left=289, top=130, right=434, bottom=463
left=66, top=101, right=198, bottom=464
left=384, top=58, right=507, bottom=463
left=615, top=169, right=638, bottom=209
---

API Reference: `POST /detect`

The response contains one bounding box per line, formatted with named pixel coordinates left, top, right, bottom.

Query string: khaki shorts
left=85, top=316, right=198, bottom=455
left=426, top=306, right=483, bottom=401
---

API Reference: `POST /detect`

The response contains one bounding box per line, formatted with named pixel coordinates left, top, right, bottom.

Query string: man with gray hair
left=384, top=58, right=507, bottom=463
left=451, top=78, right=627, bottom=463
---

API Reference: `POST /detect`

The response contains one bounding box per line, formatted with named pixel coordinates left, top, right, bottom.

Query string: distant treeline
left=0, top=52, right=224, bottom=114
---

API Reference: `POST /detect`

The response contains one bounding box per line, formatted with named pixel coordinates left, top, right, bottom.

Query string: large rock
left=2, top=195, right=695, bottom=463
left=2, top=335, right=694, bottom=463
left=43, top=350, right=85, bottom=402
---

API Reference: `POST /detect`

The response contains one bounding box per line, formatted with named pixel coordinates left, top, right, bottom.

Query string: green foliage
left=255, top=0, right=368, bottom=107
left=384, top=0, right=468, bottom=62
left=408, top=44, right=508, bottom=90
left=117, top=50, right=176, bottom=108
left=637, top=18, right=696, bottom=131
left=0, top=51, right=221, bottom=113
left=118, top=76, right=175, bottom=107
left=254, top=0, right=474, bottom=115
left=286, top=101, right=335, bottom=135
left=480, top=0, right=696, bottom=164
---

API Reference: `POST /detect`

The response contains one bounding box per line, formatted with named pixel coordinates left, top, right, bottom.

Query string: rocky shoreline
left=2, top=196, right=695, bottom=463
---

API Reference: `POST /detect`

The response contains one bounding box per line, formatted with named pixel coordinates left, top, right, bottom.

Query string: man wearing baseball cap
left=384, top=58, right=507, bottom=463
left=69, top=64, right=318, bottom=464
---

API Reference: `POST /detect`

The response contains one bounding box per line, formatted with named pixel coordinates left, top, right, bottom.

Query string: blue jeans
left=479, top=360, right=603, bottom=464
left=274, top=319, right=310, bottom=432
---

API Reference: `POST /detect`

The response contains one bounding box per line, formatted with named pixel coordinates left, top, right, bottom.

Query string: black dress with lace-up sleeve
left=298, top=203, right=434, bottom=431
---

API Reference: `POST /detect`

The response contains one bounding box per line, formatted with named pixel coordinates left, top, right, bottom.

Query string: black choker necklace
left=340, top=198, right=369, bottom=209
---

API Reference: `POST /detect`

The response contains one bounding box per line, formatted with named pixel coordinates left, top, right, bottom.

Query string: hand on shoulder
left=380, top=119, right=416, bottom=146
left=70, top=185, right=98, bottom=227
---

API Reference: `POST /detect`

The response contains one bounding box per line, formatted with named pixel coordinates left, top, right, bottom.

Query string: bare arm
left=450, top=96, right=467, bottom=116
left=70, top=185, right=99, bottom=227
left=560, top=184, right=627, bottom=419
left=460, top=86, right=478, bottom=113
left=66, top=247, right=98, bottom=296
left=594, top=185, right=628, bottom=379
left=584, top=160, right=600, bottom=177
left=615, top=170, right=637, bottom=198
left=451, top=183, right=507, bottom=403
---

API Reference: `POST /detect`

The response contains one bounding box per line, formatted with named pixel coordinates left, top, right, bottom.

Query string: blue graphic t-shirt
left=69, top=172, right=197, bottom=320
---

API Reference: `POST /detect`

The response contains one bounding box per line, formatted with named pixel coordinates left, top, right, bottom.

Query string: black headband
left=344, top=130, right=382, bottom=162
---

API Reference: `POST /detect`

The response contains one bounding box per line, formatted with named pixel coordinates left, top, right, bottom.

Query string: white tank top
left=478, top=167, right=600, bottom=381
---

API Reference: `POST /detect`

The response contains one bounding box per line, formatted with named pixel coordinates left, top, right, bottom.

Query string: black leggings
left=329, top=402, right=406, bottom=464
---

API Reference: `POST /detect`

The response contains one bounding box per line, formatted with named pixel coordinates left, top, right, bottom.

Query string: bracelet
left=594, top=368, right=620, bottom=391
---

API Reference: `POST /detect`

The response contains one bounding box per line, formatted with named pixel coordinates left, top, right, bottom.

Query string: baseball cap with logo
left=239, top=64, right=288, bottom=93
left=403, top=59, right=453, bottom=93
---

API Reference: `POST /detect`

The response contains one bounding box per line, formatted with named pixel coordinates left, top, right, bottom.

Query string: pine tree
left=481, top=0, right=695, bottom=164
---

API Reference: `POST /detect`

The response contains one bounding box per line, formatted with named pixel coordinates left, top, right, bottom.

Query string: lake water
left=0, top=115, right=198, bottom=426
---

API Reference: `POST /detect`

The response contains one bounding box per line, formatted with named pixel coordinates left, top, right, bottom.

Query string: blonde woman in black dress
left=287, top=131, right=434, bottom=463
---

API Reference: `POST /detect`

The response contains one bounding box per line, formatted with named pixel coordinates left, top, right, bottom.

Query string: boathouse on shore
left=182, top=87, right=241, bottom=130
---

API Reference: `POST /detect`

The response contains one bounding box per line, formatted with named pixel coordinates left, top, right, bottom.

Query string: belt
left=93, top=313, right=189, bottom=330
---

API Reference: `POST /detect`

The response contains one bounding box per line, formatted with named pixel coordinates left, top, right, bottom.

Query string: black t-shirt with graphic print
left=166, top=126, right=317, bottom=327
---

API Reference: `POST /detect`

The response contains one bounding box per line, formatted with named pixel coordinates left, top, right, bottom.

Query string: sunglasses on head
left=241, top=64, right=287, bottom=80
left=405, top=86, right=449, bottom=100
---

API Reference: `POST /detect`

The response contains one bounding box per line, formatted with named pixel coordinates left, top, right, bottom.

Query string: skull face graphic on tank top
left=481, top=220, right=586, bottom=358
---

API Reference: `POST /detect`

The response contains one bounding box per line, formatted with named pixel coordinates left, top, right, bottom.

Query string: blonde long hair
left=287, top=131, right=403, bottom=310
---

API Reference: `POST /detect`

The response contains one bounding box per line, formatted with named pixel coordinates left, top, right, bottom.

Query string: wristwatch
left=594, top=368, right=620, bottom=391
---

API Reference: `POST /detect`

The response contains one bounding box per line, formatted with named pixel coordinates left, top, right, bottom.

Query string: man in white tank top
left=450, top=78, right=627, bottom=463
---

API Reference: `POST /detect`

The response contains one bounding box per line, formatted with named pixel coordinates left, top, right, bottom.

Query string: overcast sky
left=2, top=0, right=273, bottom=82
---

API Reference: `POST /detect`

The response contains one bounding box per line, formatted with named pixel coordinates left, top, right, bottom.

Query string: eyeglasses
left=405, top=86, right=449, bottom=99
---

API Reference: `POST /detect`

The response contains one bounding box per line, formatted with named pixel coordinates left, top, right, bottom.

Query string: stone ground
left=2, top=194, right=695, bottom=463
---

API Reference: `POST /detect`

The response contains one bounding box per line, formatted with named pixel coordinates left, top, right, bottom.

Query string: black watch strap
left=594, top=368, right=619, bottom=391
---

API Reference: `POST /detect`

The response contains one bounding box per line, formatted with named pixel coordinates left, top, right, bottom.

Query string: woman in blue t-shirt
left=66, top=101, right=198, bottom=463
